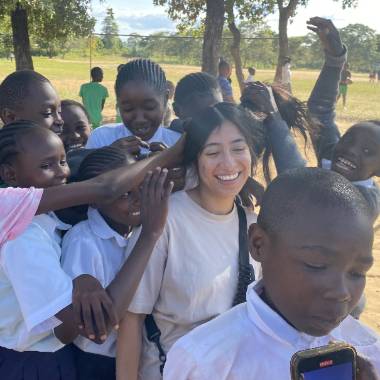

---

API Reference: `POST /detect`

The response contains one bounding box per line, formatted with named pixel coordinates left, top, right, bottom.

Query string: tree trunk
left=228, top=21, right=245, bottom=93
left=274, top=7, right=289, bottom=83
left=202, top=0, right=225, bottom=76
left=11, top=4, right=34, bottom=70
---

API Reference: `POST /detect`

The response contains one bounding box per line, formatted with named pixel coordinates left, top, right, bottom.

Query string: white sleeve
left=0, top=225, right=72, bottom=332
left=164, top=342, right=202, bottom=380
left=61, top=229, right=105, bottom=286
left=86, top=128, right=104, bottom=149
left=127, top=227, right=169, bottom=314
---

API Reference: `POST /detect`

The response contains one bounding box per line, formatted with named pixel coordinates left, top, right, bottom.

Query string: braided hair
left=174, top=72, right=221, bottom=106
left=0, top=70, right=50, bottom=116
left=77, top=146, right=134, bottom=182
left=115, top=59, right=167, bottom=99
left=0, top=120, right=41, bottom=165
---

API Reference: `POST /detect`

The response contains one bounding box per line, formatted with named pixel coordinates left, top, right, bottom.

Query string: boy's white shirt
left=61, top=207, right=141, bottom=357
left=164, top=280, right=380, bottom=380
left=85, top=123, right=181, bottom=151
left=0, top=213, right=72, bottom=352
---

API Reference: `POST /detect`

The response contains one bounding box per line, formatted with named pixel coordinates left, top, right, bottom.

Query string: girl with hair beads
left=86, top=59, right=180, bottom=151
left=0, top=122, right=183, bottom=380
left=118, top=103, right=260, bottom=380
left=62, top=147, right=173, bottom=380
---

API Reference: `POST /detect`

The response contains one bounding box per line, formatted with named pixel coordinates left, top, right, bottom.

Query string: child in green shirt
left=79, top=67, right=109, bottom=129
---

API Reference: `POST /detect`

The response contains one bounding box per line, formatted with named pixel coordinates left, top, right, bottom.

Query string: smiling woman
left=116, top=103, right=262, bottom=380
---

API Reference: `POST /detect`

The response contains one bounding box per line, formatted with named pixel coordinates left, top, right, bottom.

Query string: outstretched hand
left=307, top=17, right=344, bottom=57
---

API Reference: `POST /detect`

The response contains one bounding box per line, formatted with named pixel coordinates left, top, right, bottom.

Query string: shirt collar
left=321, top=159, right=375, bottom=188
left=33, top=212, right=71, bottom=237
left=246, top=281, right=328, bottom=348
left=88, top=207, right=129, bottom=248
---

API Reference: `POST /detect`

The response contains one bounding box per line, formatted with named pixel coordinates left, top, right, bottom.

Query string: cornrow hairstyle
left=0, top=120, right=41, bottom=165
left=0, top=70, right=50, bottom=115
left=241, top=83, right=314, bottom=183
left=61, top=99, right=90, bottom=122
left=115, top=59, right=167, bottom=99
left=77, top=145, right=134, bottom=182
left=174, top=72, right=221, bottom=106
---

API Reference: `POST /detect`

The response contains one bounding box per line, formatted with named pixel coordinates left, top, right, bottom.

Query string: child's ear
left=0, top=163, right=18, bottom=186
left=248, top=223, right=269, bottom=263
left=1, top=108, right=17, bottom=124
left=172, top=102, right=180, bottom=118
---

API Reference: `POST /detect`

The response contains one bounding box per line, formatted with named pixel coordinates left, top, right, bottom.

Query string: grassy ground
left=1, top=56, right=380, bottom=332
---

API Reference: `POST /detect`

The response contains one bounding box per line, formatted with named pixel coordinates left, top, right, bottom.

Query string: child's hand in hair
left=111, top=136, right=150, bottom=155
left=140, top=168, right=174, bottom=240
left=241, top=82, right=278, bottom=116
left=307, top=17, right=344, bottom=57
left=357, top=355, right=379, bottom=380
left=72, top=274, right=118, bottom=341
left=240, top=177, right=265, bottom=208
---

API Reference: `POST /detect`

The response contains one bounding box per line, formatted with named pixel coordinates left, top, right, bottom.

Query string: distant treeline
left=1, top=22, right=379, bottom=72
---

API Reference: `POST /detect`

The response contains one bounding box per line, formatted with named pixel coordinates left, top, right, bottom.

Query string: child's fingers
left=307, top=26, right=319, bottom=33
left=149, top=167, right=163, bottom=202
left=81, top=302, right=96, bottom=340
left=73, top=297, right=84, bottom=330
left=155, top=169, right=168, bottom=201
left=164, top=181, right=174, bottom=199
left=101, top=293, right=119, bottom=331
left=141, top=171, right=153, bottom=210
left=90, top=298, right=107, bottom=342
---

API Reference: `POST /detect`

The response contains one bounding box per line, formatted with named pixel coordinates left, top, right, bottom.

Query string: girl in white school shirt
left=0, top=122, right=180, bottom=380
left=117, top=103, right=261, bottom=380
left=62, top=147, right=174, bottom=380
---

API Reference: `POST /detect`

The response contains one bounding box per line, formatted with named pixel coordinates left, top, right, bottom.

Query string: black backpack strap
left=145, top=314, right=166, bottom=375
left=233, top=202, right=255, bottom=306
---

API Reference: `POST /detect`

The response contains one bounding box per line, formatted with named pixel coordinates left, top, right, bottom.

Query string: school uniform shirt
left=85, top=123, right=180, bottom=151
left=322, top=159, right=380, bottom=218
left=218, top=76, right=233, bottom=102
left=0, top=213, right=72, bottom=352
left=0, top=187, right=43, bottom=247
left=128, top=191, right=258, bottom=380
left=164, top=280, right=380, bottom=380
left=61, top=207, right=141, bottom=357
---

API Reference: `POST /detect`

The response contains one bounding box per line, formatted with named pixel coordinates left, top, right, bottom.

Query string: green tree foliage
left=101, top=8, right=122, bottom=51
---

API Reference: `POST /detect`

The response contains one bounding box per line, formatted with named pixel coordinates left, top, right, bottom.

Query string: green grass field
left=1, top=56, right=380, bottom=132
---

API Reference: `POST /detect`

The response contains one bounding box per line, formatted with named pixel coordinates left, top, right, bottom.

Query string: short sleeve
left=0, top=187, right=43, bottom=247
left=127, top=227, right=169, bottom=314
left=61, top=229, right=105, bottom=286
left=164, top=341, right=202, bottom=380
left=0, top=225, right=73, bottom=332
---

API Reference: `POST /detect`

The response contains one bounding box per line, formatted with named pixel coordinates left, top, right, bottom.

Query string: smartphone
left=290, top=343, right=357, bottom=380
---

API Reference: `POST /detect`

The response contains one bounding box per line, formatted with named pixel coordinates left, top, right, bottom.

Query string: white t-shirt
left=61, top=207, right=141, bottom=357
left=128, top=191, right=258, bottom=380
left=86, top=123, right=180, bottom=151
left=165, top=280, right=380, bottom=380
left=0, top=213, right=72, bottom=352
left=282, top=63, right=291, bottom=84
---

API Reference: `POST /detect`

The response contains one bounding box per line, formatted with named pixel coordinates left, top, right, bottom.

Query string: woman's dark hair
left=174, top=72, right=220, bottom=106
left=241, top=84, right=313, bottom=183
left=61, top=99, right=90, bottom=122
left=115, top=58, right=167, bottom=98
left=77, top=146, right=133, bottom=181
left=0, top=120, right=41, bottom=165
left=183, top=102, right=264, bottom=173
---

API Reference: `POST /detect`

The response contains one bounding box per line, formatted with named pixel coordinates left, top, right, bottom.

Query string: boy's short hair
left=219, top=60, right=231, bottom=71
left=91, top=67, right=103, bottom=81
left=0, top=70, right=50, bottom=113
left=258, top=168, right=372, bottom=236
left=61, top=99, right=90, bottom=121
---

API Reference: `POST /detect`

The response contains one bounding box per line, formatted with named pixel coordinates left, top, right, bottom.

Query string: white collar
left=246, top=280, right=378, bottom=349
left=33, top=212, right=71, bottom=236
left=321, top=159, right=375, bottom=188
left=88, top=207, right=129, bottom=248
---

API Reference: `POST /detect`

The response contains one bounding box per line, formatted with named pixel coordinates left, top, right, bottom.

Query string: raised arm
left=306, top=17, right=347, bottom=163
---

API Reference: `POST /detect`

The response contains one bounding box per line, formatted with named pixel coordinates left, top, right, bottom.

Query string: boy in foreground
left=164, top=168, right=380, bottom=380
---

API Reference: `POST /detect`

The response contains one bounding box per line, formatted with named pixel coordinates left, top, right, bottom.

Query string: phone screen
left=300, top=362, right=353, bottom=380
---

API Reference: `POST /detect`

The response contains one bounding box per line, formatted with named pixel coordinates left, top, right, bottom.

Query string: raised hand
left=307, top=17, right=344, bottom=57
left=140, top=168, right=174, bottom=240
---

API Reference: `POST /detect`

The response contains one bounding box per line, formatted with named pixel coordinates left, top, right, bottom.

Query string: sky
left=91, top=0, right=380, bottom=36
